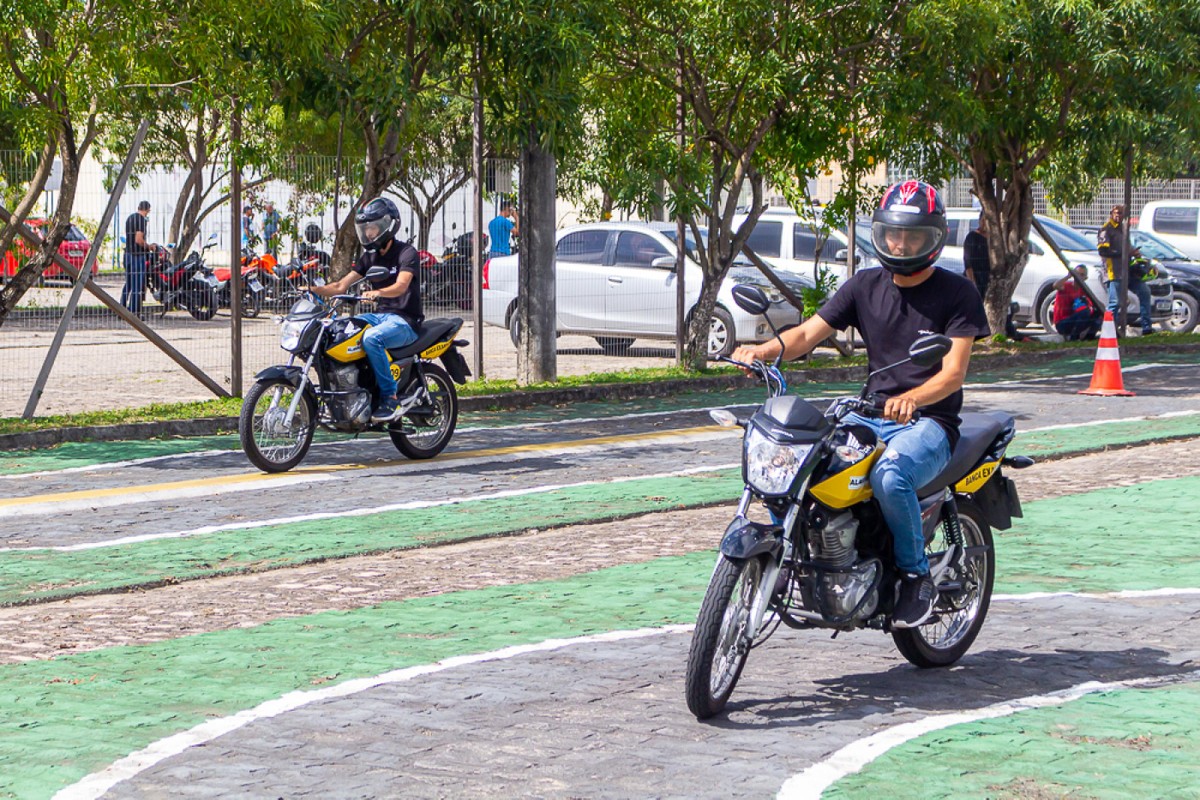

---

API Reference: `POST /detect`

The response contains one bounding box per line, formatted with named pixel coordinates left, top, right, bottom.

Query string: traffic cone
left=1079, top=311, right=1135, bottom=396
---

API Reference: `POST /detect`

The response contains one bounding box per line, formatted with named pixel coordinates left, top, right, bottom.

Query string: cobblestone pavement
left=2, top=438, right=1196, bottom=664
left=107, top=594, right=1200, bottom=798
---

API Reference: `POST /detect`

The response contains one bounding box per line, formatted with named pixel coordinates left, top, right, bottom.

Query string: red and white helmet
left=871, top=180, right=947, bottom=275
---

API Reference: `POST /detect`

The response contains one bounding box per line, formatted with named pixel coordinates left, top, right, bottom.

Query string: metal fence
left=4, top=154, right=1200, bottom=418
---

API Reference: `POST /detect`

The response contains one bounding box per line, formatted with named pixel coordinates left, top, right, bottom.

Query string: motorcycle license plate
left=248, top=278, right=263, bottom=291
left=1154, top=298, right=1172, bottom=312
left=194, top=273, right=219, bottom=287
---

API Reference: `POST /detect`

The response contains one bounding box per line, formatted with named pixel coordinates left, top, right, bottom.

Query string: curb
left=2, top=343, right=1196, bottom=452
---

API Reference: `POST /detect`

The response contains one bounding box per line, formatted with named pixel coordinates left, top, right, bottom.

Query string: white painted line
left=996, top=587, right=1200, bottom=601
left=50, top=585, right=1200, bottom=800
left=1019, top=408, right=1200, bottom=434
left=776, top=669, right=1200, bottom=800
left=0, top=463, right=740, bottom=553
left=52, top=624, right=696, bottom=800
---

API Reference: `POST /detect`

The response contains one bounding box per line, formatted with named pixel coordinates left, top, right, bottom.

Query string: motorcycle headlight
left=744, top=425, right=814, bottom=496
left=280, top=318, right=308, bottom=352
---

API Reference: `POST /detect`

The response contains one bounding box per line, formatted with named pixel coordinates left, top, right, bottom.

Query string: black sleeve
left=944, top=279, right=991, bottom=340
left=815, top=273, right=861, bottom=331
left=397, top=243, right=420, bottom=275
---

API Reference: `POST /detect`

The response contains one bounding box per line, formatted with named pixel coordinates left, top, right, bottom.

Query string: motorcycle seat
left=916, top=411, right=1013, bottom=497
left=386, top=317, right=462, bottom=359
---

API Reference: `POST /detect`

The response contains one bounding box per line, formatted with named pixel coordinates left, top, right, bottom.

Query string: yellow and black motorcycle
left=239, top=269, right=470, bottom=472
left=684, top=285, right=1031, bottom=719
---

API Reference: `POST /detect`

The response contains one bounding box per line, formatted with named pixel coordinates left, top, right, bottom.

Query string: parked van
left=731, top=209, right=878, bottom=289
left=1137, top=200, right=1200, bottom=259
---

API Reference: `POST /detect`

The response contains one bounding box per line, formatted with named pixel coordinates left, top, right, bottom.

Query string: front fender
left=253, top=365, right=304, bottom=387
left=720, top=518, right=784, bottom=560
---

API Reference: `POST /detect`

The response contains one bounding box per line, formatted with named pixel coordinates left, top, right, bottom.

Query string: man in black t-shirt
left=309, top=197, right=422, bottom=422
left=732, top=181, right=989, bottom=629
left=121, top=200, right=152, bottom=314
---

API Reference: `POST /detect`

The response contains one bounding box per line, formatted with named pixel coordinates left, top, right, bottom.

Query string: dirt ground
left=3, top=277, right=793, bottom=417
left=1, top=438, right=1194, bottom=664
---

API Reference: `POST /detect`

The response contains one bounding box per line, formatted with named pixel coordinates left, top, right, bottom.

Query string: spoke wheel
left=685, top=555, right=766, bottom=719
left=239, top=378, right=316, bottom=472
left=892, top=497, right=994, bottom=668
left=389, top=363, right=458, bottom=459
left=187, top=286, right=218, bottom=321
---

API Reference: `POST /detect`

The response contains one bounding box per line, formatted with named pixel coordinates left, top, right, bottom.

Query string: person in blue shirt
left=487, top=200, right=519, bottom=258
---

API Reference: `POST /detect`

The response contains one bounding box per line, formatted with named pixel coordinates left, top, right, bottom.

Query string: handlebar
left=830, top=393, right=920, bottom=422
left=718, top=355, right=788, bottom=398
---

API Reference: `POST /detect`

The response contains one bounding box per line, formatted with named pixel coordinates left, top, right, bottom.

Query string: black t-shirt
left=817, top=267, right=990, bottom=445
left=353, top=240, right=422, bottom=324
left=963, top=230, right=990, bottom=297
left=125, top=212, right=148, bottom=255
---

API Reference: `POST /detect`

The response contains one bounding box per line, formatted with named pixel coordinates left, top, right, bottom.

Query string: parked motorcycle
left=239, top=267, right=471, bottom=472
left=262, top=252, right=326, bottom=310
left=425, top=231, right=485, bottom=310
left=144, top=234, right=220, bottom=321
left=213, top=253, right=266, bottom=318
left=684, top=285, right=1031, bottom=719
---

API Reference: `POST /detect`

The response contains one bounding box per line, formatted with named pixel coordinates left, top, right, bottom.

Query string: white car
left=942, top=210, right=1173, bottom=330
left=731, top=209, right=882, bottom=289
left=1137, top=200, right=1200, bottom=259
left=480, top=222, right=811, bottom=357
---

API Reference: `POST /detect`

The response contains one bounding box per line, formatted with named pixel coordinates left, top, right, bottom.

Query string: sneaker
left=369, top=396, right=399, bottom=423
left=892, top=572, right=936, bottom=629
left=1141, top=326, right=1154, bottom=336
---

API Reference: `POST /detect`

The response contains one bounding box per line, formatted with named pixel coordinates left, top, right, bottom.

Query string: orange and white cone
left=1079, top=311, right=1134, bottom=396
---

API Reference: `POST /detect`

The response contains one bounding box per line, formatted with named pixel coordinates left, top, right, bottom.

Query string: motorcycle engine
left=321, top=364, right=371, bottom=429
left=806, top=510, right=880, bottom=623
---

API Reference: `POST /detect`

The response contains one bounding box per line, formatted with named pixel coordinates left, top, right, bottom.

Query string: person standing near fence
left=488, top=200, right=518, bottom=258
left=1098, top=204, right=1152, bottom=335
left=121, top=200, right=152, bottom=315
left=241, top=205, right=257, bottom=250
left=262, top=202, right=281, bottom=258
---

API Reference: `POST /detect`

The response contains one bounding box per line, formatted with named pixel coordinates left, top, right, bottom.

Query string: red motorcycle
left=213, top=253, right=267, bottom=318
left=144, top=234, right=220, bottom=320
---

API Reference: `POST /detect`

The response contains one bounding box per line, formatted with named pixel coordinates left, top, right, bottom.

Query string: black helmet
left=871, top=181, right=947, bottom=275
left=355, top=197, right=400, bottom=252
left=304, top=222, right=322, bottom=244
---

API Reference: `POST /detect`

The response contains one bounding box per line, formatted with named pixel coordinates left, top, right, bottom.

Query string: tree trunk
left=0, top=128, right=82, bottom=327
left=517, top=131, right=556, bottom=385
left=0, top=136, right=57, bottom=283
left=972, top=163, right=1033, bottom=336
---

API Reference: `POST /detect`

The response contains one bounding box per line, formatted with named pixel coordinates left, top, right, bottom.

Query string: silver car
left=480, top=222, right=811, bottom=357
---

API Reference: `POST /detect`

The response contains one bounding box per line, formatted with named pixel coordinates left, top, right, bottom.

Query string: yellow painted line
left=0, top=425, right=732, bottom=511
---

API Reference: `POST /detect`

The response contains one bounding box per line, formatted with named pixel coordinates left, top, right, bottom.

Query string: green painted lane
left=0, top=472, right=742, bottom=605
left=825, top=682, right=1200, bottom=800
left=1013, top=413, right=1200, bottom=457
left=0, top=554, right=714, bottom=799
left=998, top=477, right=1200, bottom=594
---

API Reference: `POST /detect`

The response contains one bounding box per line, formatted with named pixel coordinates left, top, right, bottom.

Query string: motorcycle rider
left=731, top=180, right=990, bottom=628
left=308, top=197, right=423, bottom=422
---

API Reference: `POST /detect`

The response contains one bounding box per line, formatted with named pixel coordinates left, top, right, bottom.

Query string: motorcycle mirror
left=908, top=334, right=953, bottom=367
left=730, top=284, right=771, bottom=316
left=709, top=409, right=740, bottom=427
left=364, top=265, right=390, bottom=281
left=206, top=232, right=219, bottom=245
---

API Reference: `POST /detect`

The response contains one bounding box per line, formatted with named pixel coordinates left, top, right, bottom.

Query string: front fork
left=280, top=352, right=316, bottom=430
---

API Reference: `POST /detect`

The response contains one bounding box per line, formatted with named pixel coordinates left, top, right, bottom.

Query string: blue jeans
left=846, top=413, right=952, bottom=575
left=1106, top=280, right=1152, bottom=330
left=121, top=251, right=148, bottom=314
left=357, top=312, right=418, bottom=400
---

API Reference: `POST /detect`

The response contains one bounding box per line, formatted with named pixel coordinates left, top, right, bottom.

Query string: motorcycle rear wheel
left=239, top=378, right=316, bottom=472
left=892, top=497, right=994, bottom=668
left=388, top=362, right=458, bottom=459
left=187, top=286, right=218, bottom=321
left=685, top=554, right=766, bottom=719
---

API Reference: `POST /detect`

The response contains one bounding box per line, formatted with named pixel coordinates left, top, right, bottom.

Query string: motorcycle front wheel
left=685, top=554, right=767, bottom=719
left=388, top=362, right=458, bottom=459
left=239, top=378, right=316, bottom=472
left=892, top=497, right=995, bottom=668
left=241, top=286, right=262, bottom=318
